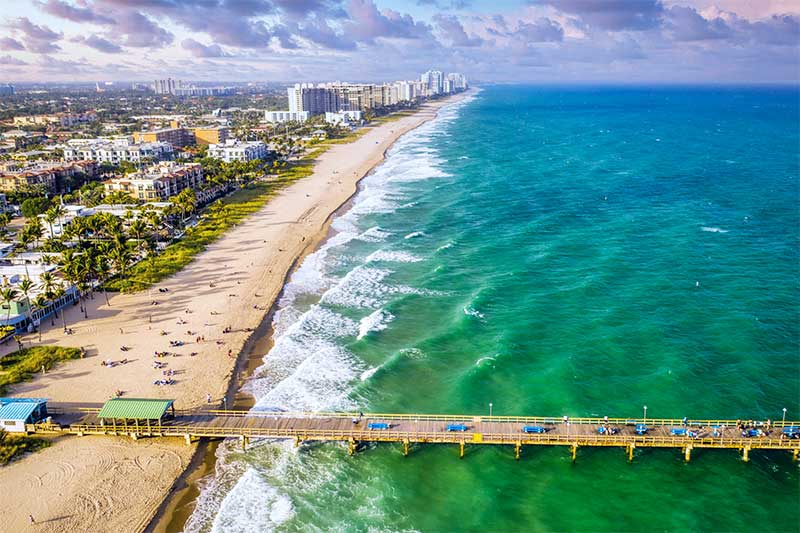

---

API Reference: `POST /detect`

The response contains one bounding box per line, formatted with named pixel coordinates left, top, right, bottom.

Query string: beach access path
left=0, top=92, right=470, bottom=533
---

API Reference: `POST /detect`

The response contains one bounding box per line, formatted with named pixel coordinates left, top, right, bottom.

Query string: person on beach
left=29, top=514, right=35, bottom=525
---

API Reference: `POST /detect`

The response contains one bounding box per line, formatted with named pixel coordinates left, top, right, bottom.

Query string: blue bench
left=635, top=424, right=647, bottom=435
left=447, top=424, right=468, bottom=432
left=671, top=428, right=687, bottom=436
left=745, top=429, right=760, bottom=438
left=522, top=425, right=545, bottom=434
left=368, top=423, right=389, bottom=430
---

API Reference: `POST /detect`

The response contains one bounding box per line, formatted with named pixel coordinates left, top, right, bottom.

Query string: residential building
left=421, top=70, right=444, bottom=95
left=0, top=160, right=97, bottom=192
left=0, top=84, right=14, bottom=96
left=325, top=110, right=363, bottom=126
left=207, top=139, right=268, bottom=163
left=134, top=127, right=194, bottom=148
left=13, top=111, right=97, bottom=128
left=63, top=139, right=173, bottom=164
left=103, top=162, right=203, bottom=201
left=193, top=126, right=229, bottom=145
left=173, top=86, right=234, bottom=96
left=264, top=111, right=310, bottom=123
left=154, top=78, right=183, bottom=95
left=288, top=83, right=342, bottom=115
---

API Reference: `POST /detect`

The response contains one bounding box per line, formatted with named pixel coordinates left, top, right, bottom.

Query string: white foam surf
left=186, top=92, right=474, bottom=533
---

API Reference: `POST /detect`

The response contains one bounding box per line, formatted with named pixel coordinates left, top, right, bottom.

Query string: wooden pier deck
left=29, top=406, right=800, bottom=462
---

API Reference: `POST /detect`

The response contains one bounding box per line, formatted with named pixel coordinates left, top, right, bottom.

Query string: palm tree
left=38, top=271, right=57, bottom=325
left=0, top=212, right=11, bottom=237
left=108, top=245, right=132, bottom=279
left=24, top=217, right=44, bottom=250
left=32, top=294, right=49, bottom=342
left=0, top=287, right=19, bottom=327
left=51, top=285, right=68, bottom=332
left=18, top=276, right=35, bottom=329
left=93, top=254, right=111, bottom=306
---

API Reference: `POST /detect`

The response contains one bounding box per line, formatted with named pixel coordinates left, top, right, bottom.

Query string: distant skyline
left=0, top=0, right=798, bottom=84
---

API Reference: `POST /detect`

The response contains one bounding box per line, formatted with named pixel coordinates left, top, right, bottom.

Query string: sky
left=0, top=0, right=798, bottom=84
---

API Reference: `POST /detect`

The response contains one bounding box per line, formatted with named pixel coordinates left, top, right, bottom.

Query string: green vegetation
left=106, top=174, right=303, bottom=292
left=0, top=430, right=51, bottom=465
left=20, top=196, right=51, bottom=218
left=0, top=345, right=82, bottom=395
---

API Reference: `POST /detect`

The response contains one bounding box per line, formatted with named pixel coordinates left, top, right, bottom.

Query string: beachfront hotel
left=207, top=139, right=268, bottom=163
left=103, top=162, right=203, bottom=201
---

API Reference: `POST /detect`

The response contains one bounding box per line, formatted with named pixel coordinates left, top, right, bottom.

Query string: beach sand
left=0, top=93, right=468, bottom=533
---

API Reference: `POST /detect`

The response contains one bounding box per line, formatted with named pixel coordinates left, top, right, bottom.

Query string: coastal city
left=0, top=70, right=467, bottom=335
left=0, top=0, right=797, bottom=532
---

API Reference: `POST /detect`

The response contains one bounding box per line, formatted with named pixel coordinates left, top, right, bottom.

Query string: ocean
left=183, top=85, right=799, bottom=532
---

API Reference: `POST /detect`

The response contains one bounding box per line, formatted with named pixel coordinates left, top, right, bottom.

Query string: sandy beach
left=0, top=92, right=468, bottom=533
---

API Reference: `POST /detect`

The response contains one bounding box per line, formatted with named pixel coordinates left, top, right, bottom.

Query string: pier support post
left=403, top=439, right=409, bottom=457
left=240, top=436, right=248, bottom=451
left=184, top=434, right=192, bottom=445
left=571, top=443, right=578, bottom=462
left=515, top=442, right=521, bottom=461
left=627, top=444, right=635, bottom=462
left=792, top=449, right=799, bottom=461
left=295, top=436, right=301, bottom=448
left=130, top=433, right=138, bottom=441
left=459, top=441, right=465, bottom=459
left=742, top=446, right=750, bottom=463
left=348, top=438, right=356, bottom=456
left=684, top=446, right=692, bottom=462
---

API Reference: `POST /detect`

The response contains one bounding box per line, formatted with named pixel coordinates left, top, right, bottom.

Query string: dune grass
left=0, top=345, right=82, bottom=395
left=0, top=431, right=51, bottom=465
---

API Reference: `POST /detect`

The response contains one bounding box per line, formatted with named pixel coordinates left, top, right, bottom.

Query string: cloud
left=540, top=0, right=665, bottom=31
left=6, top=17, right=62, bottom=53
left=344, top=0, right=433, bottom=43
left=71, top=34, right=123, bottom=53
left=744, top=14, right=800, bottom=46
left=181, top=38, right=228, bottom=57
left=38, top=0, right=115, bottom=24
left=515, top=18, right=564, bottom=42
left=666, top=6, right=731, bottom=41
left=0, top=54, right=28, bottom=65
left=0, top=37, right=25, bottom=51
left=434, top=14, right=483, bottom=47
left=115, top=11, right=173, bottom=47
left=294, top=18, right=357, bottom=50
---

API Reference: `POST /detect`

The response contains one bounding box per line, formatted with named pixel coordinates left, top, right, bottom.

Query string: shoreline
left=0, top=90, right=472, bottom=533
left=147, top=90, right=472, bottom=533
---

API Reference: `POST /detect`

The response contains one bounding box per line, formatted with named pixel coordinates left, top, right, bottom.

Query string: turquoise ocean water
left=185, top=86, right=799, bottom=532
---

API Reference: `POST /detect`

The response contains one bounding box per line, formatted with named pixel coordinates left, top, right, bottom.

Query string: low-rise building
left=13, top=111, right=97, bottom=128
left=207, top=139, right=268, bottom=163
left=103, top=162, right=203, bottom=201
left=264, top=111, right=310, bottom=123
left=193, top=126, right=229, bottom=146
left=325, top=110, right=363, bottom=126
left=63, top=139, right=173, bottom=164
left=0, top=160, right=97, bottom=192
left=134, top=127, right=194, bottom=148
left=0, top=263, right=79, bottom=331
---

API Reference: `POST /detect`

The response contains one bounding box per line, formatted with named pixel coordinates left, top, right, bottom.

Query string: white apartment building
left=207, top=139, right=268, bottom=163
left=63, top=139, right=173, bottom=164
left=264, top=111, right=310, bottom=123
left=325, top=110, right=363, bottom=126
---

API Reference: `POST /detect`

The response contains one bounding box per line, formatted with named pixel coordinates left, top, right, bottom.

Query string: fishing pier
left=17, top=399, right=800, bottom=463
